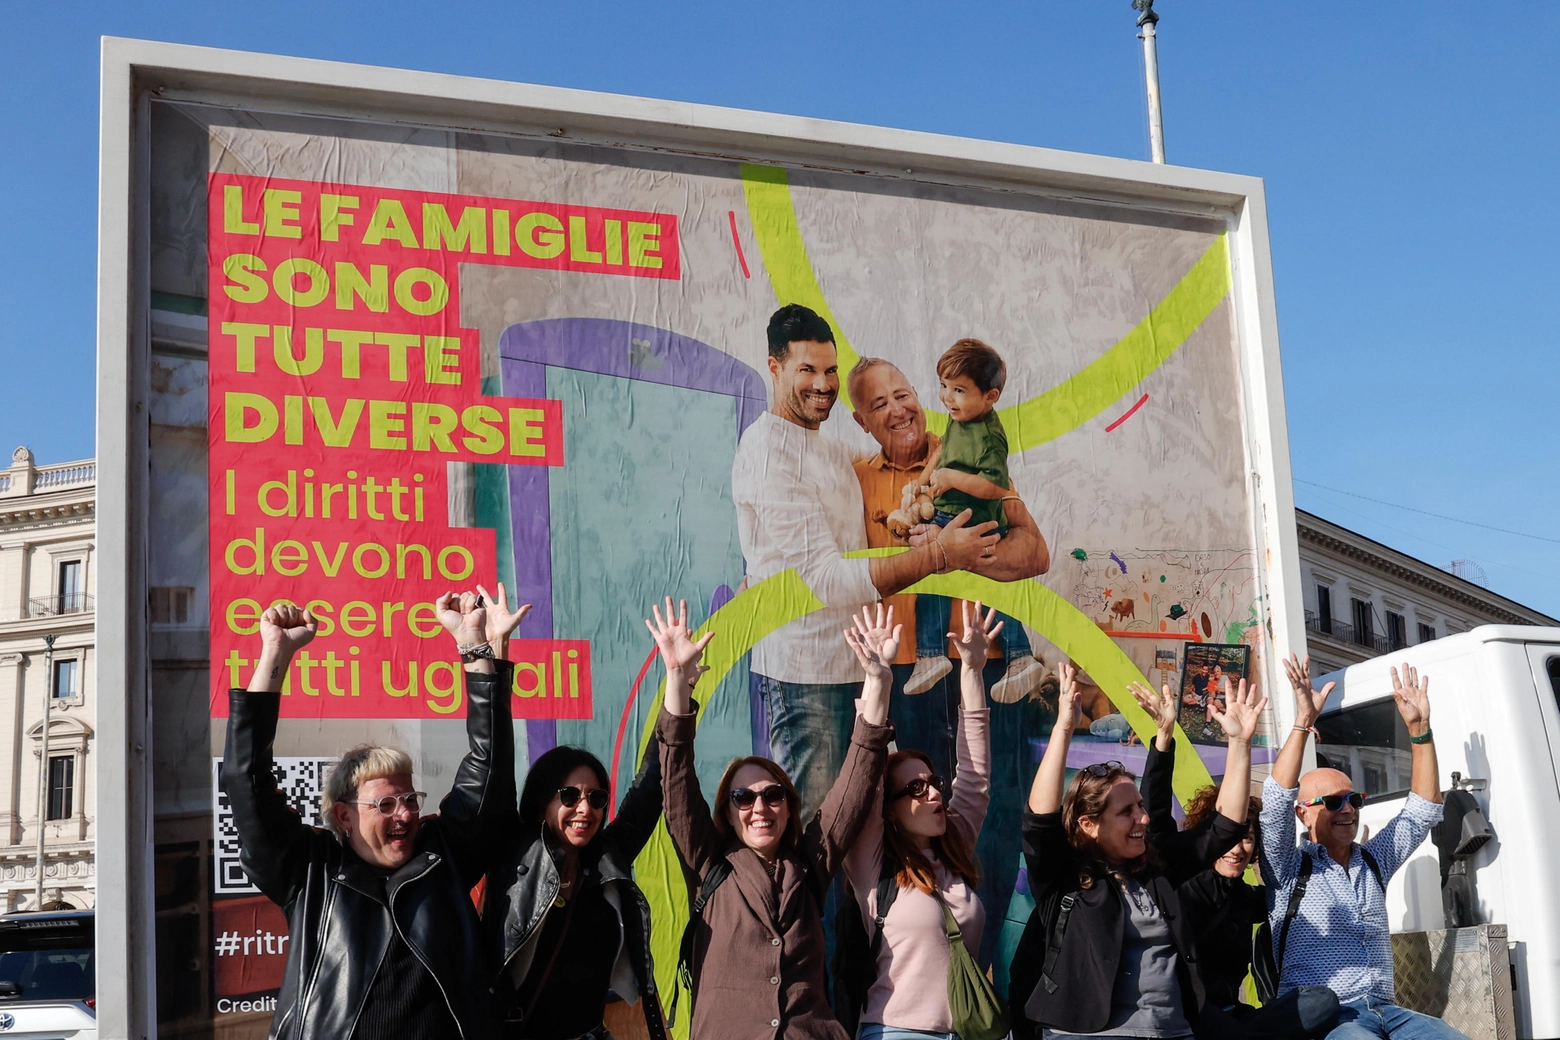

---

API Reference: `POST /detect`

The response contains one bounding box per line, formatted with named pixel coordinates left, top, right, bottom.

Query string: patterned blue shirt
left=1258, top=776, right=1444, bottom=1004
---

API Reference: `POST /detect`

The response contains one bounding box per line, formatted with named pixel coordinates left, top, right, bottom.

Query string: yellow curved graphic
left=740, top=163, right=1232, bottom=449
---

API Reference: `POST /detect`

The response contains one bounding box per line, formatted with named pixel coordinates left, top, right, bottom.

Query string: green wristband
left=1409, top=728, right=1434, bottom=745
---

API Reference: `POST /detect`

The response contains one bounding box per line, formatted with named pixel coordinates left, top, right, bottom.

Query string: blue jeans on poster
left=1324, top=1000, right=1472, bottom=1040
left=858, top=1025, right=959, bottom=1040
left=751, top=673, right=861, bottom=820
left=916, top=512, right=1029, bottom=660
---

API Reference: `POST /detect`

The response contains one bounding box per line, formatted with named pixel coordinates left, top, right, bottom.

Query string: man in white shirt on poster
left=731, top=303, right=1000, bottom=815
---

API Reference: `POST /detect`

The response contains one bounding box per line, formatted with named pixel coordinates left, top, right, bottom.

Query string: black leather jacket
left=483, top=741, right=666, bottom=1040
left=221, top=666, right=513, bottom=1040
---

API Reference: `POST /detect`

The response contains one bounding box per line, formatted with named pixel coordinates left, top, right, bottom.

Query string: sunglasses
left=1080, top=761, right=1126, bottom=777
left=354, top=792, right=428, bottom=817
left=1300, top=792, right=1366, bottom=812
left=729, top=783, right=788, bottom=810
left=557, top=786, right=610, bottom=811
left=892, top=775, right=948, bottom=801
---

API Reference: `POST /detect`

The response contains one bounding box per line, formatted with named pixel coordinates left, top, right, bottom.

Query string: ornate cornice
left=0, top=497, right=95, bottom=532
left=1296, top=510, right=1555, bottom=627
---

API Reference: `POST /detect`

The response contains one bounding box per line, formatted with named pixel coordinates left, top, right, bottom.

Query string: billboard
left=101, top=39, right=1302, bottom=1039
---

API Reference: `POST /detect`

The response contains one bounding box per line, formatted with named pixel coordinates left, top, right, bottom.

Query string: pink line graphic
left=728, top=211, right=751, bottom=279
left=1105, top=393, right=1150, bottom=432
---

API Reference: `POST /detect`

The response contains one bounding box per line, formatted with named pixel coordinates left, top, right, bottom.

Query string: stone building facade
left=1296, top=508, right=1557, bottom=675
left=0, top=447, right=96, bottom=910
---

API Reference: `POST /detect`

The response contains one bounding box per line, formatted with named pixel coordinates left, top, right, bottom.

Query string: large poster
left=144, top=98, right=1279, bottom=1035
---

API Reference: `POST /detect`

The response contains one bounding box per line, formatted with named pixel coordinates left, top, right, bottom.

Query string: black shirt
left=352, top=866, right=462, bottom=1040
left=509, top=870, right=618, bottom=1039
left=1176, top=868, right=1268, bottom=1008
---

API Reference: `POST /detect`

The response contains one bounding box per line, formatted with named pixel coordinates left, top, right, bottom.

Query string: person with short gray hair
left=221, top=583, right=530, bottom=1040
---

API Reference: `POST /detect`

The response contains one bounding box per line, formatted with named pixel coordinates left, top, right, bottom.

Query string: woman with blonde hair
left=650, top=597, right=891, bottom=1040
left=840, top=600, right=1003, bottom=1040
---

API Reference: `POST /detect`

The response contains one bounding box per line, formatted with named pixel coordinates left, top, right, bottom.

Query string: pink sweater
left=844, top=706, right=991, bottom=1032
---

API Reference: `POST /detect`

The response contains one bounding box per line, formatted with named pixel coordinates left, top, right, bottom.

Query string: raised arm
left=1273, top=653, right=1336, bottom=789
left=1029, top=662, right=1083, bottom=814
left=648, top=600, right=722, bottom=879
left=433, top=583, right=529, bottom=883
left=1131, top=681, right=1180, bottom=846
left=945, top=601, right=997, bottom=834
left=223, top=604, right=319, bottom=905
left=1208, top=677, right=1268, bottom=826
left=1391, top=663, right=1442, bottom=804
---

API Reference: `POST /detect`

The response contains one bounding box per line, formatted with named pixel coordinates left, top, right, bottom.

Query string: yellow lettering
left=408, top=602, right=441, bottom=637
left=262, top=189, right=304, bottom=239
left=320, top=193, right=359, bottom=242
left=221, top=254, right=268, bottom=304
left=273, top=326, right=324, bottom=376
left=272, top=539, right=308, bottom=576
left=509, top=408, right=548, bottom=457
left=272, top=257, right=329, bottom=308
left=226, top=598, right=264, bottom=635
left=493, top=209, right=511, bottom=255
left=422, top=203, right=487, bottom=253
left=362, top=198, right=420, bottom=247
left=628, top=221, right=663, bottom=269
left=460, top=405, right=505, bottom=455
left=604, top=218, right=623, bottom=265
left=333, top=263, right=388, bottom=312
left=223, top=185, right=260, bottom=235
left=328, top=328, right=375, bottom=379
left=225, top=392, right=278, bottom=443
left=411, top=403, right=459, bottom=452
left=517, top=212, right=565, bottom=259
left=341, top=601, right=376, bottom=637
left=308, top=397, right=366, bottom=447
left=221, top=321, right=269, bottom=372
left=423, top=337, right=461, bottom=385
left=224, top=528, right=266, bottom=576
left=393, top=268, right=449, bottom=316
left=373, top=332, right=417, bottom=382
left=425, top=662, right=462, bottom=714
left=368, top=400, right=407, bottom=450
left=568, top=215, right=603, bottom=263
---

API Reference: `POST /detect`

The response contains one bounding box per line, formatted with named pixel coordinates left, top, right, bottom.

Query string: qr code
left=212, top=756, right=338, bottom=894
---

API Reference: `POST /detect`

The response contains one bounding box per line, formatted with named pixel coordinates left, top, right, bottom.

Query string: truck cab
left=1314, top=626, right=1560, bottom=1039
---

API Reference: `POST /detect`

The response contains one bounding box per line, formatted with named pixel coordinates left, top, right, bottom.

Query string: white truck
left=1315, top=625, right=1560, bottom=1040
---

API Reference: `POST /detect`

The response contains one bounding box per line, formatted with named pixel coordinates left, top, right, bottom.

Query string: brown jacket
left=658, top=706, right=891, bottom=1040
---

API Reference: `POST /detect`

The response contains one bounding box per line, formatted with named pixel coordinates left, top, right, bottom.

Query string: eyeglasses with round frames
left=556, top=786, right=610, bottom=811
left=729, top=783, right=788, bottom=810
left=354, top=792, right=428, bottom=817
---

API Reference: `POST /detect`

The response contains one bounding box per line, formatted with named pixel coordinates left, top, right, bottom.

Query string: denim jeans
left=1322, top=999, right=1472, bottom=1040
left=751, top=672, right=862, bottom=820
left=858, top=1025, right=960, bottom=1040
left=914, top=593, right=1032, bottom=660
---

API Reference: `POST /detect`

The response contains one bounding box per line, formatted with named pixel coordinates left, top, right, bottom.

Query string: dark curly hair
left=1181, top=782, right=1262, bottom=838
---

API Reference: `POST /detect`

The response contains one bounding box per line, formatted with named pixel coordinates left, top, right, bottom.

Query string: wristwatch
left=458, top=642, right=497, bottom=663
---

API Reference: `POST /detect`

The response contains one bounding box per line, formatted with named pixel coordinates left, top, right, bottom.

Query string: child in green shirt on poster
left=906, top=338, right=1044, bottom=702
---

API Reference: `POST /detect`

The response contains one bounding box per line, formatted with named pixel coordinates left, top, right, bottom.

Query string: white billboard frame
left=96, top=34, right=1303, bottom=1035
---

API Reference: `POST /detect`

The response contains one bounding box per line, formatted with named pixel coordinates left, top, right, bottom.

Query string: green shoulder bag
left=938, top=893, right=1010, bottom=1040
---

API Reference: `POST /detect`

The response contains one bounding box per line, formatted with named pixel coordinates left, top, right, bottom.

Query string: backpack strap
left=1039, top=889, right=1079, bottom=995
left=669, top=858, right=734, bottom=1027
left=1274, top=852, right=1315, bottom=979
left=1357, top=845, right=1385, bottom=891
left=869, top=867, right=900, bottom=957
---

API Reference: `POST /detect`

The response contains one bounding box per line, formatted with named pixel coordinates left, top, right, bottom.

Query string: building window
left=1316, top=585, right=1333, bottom=635
left=50, top=659, right=77, bottom=700
left=148, top=586, right=193, bottom=625
left=56, top=561, right=83, bottom=614
left=1418, top=622, right=1436, bottom=644
left=1351, top=598, right=1375, bottom=649
left=1387, top=612, right=1407, bottom=651
left=46, top=756, right=73, bottom=821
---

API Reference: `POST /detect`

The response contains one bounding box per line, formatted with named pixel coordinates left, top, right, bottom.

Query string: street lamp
left=1133, top=0, right=1167, bottom=164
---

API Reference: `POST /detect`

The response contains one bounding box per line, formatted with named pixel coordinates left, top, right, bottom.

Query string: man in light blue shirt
left=1259, top=655, right=1470, bottom=1040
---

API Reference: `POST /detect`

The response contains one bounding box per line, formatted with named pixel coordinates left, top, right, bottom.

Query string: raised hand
left=436, top=589, right=487, bottom=644
left=1282, top=652, right=1335, bottom=729
left=844, top=602, right=901, bottom=682
left=1390, top=663, right=1431, bottom=734
left=948, top=599, right=1003, bottom=673
left=259, top=603, right=317, bottom=658
left=645, top=598, right=716, bottom=675
left=476, top=582, right=531, bottom=654
left=1209, top=677, right=1269, bottom=743
left=1130, top=680, right=1178, bottom=748
left=1056, top=661, right=1084, bottom=732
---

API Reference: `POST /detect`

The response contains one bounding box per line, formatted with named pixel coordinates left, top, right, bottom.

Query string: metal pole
left=1134, top=0, right=1166, bottom=164
left=34, top=634, right=55, bottom=910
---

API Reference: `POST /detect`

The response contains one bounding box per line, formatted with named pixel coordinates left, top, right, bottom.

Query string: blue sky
left=2, top=2, right=1556, bottom=615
